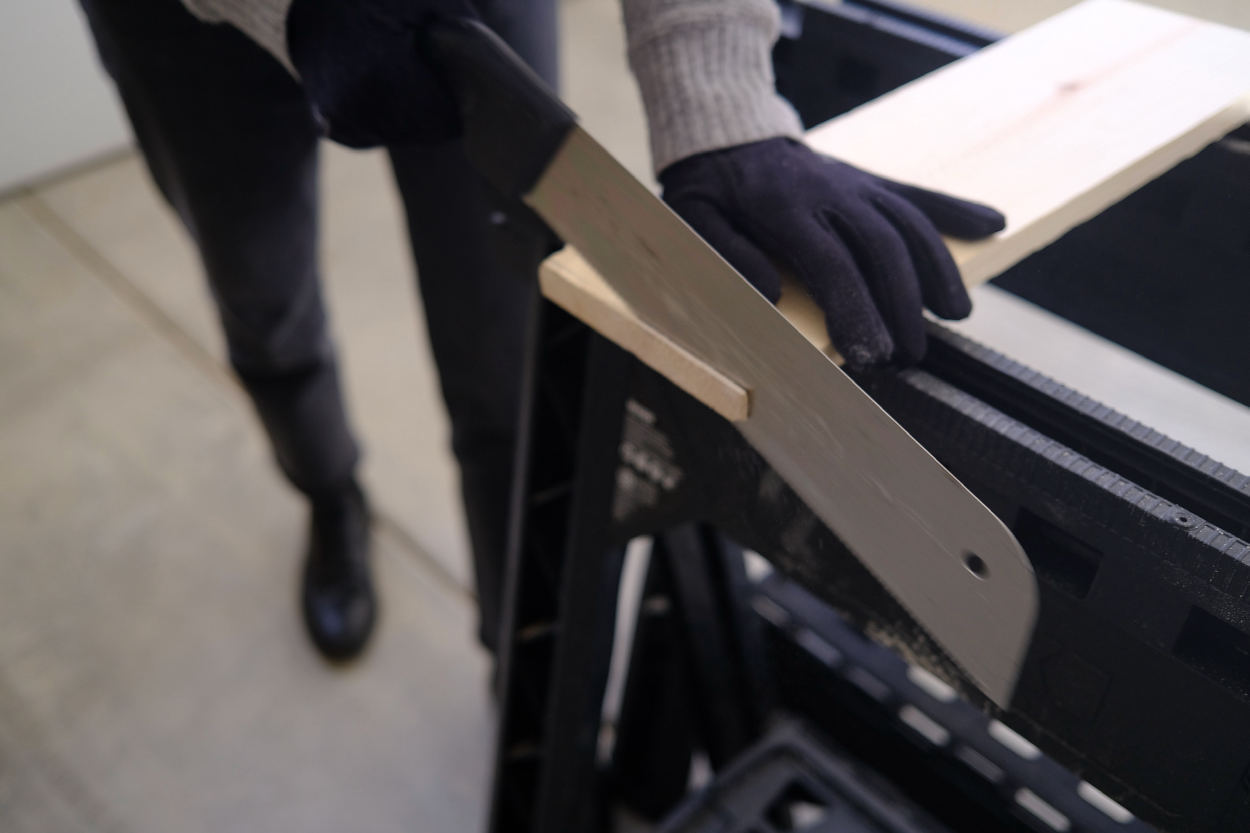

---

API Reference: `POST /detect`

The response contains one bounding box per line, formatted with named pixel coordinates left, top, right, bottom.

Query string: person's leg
left=81, top=0, right=360, bottom=496
left=80, top=0, right=373, bottom=657
left=387, top=0, right=559, bottom=651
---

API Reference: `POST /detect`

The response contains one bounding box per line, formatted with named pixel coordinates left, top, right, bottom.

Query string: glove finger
left=822, top=207, right=927, bottom=366
left=876, top=180, right=1006, bottom=239
left=669, top=200, right=783, bottom=303
left=872, top=190, right=972, bottom=321
left=760, top=217, right=895, bottom=369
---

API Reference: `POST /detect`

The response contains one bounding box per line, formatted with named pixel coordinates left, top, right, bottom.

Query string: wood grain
left=808, top=0, right=1250, bottom=290
left=540, top=250, right=751, bottom=421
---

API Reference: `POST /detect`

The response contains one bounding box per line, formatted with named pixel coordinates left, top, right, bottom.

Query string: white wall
left=0, top=0, right=131, bottom=193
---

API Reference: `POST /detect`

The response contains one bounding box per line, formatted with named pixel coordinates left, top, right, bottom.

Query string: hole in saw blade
left=963, top=551, right=990, bottom=580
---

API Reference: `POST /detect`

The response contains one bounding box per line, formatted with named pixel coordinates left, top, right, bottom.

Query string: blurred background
left=2, top=1, right=1248, bottom=831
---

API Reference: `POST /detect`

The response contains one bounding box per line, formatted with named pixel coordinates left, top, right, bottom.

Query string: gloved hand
left=286, top=0, right=477, bottom=147
left=660, top=137, right=1005, bottom=369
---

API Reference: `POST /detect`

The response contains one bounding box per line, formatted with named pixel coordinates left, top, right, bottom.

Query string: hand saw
left=428, top=19, right=1037, bottom=706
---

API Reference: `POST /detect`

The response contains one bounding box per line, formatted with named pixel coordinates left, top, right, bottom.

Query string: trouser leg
left=79, top=0, right=359, bottom=497
left=388, top=0, right=559, bottom=650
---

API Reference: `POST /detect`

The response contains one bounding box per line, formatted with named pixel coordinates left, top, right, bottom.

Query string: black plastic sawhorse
left=482, top=295, right=1250, bottom=833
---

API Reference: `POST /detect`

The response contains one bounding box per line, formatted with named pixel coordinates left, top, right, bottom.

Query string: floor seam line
left=23, top=190, right=472, bottom=601
left=21, top=192, right=237, bottom=391
left=374, top=514, right=475, bottom=602
left=0, top=674, right=130, bottom=833
left=0, top=147, right=137, bottom=202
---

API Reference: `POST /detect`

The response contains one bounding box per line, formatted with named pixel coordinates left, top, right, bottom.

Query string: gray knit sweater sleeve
left=622, top=0, right=803, bottom=173
left=181, top=0, right=294, bottom=72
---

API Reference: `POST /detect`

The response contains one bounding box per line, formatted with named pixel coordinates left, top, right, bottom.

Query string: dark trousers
left=79, top=0, right=558, bottom=649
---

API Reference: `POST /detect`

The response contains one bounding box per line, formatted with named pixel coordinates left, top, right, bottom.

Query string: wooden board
left=540, top=0, right=1250, bottom=404
left=540, top=250, right=751, bottom=421
left=808, top=0, right=1250, bottom=289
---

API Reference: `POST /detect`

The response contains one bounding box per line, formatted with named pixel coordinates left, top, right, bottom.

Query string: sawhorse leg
left=488, top=303, right=771, bottom=832
left=611, top=525, right=771, bottom=821
left=488, top=301, right=631, bottom=833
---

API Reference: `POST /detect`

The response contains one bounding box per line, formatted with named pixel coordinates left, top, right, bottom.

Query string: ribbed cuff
left=624, top=0, right=804, bottom=174
left=182, top=0, right=296, bottom=74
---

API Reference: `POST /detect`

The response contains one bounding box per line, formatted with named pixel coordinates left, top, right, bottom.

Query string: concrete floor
left=2, top=1, right=1248, bottom=832
left=0, top=2, right=646, bottom=831
left=2, top=127, right=497, bottom=833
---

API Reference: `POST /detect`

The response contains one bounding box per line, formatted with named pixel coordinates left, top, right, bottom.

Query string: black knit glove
left=287, top=0, right=477, bottom=147
left=660, top=137, right=1005, bottom=369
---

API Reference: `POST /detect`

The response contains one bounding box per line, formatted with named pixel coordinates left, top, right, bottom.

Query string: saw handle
left=426, top=18, right=577, bottom=199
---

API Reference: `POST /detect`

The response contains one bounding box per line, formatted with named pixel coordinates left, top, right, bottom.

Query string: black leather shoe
left=302, top=481, right=376, bottom=662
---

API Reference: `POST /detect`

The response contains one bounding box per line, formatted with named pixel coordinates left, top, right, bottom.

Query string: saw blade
left=526, top=127, right=1038, bottom=705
